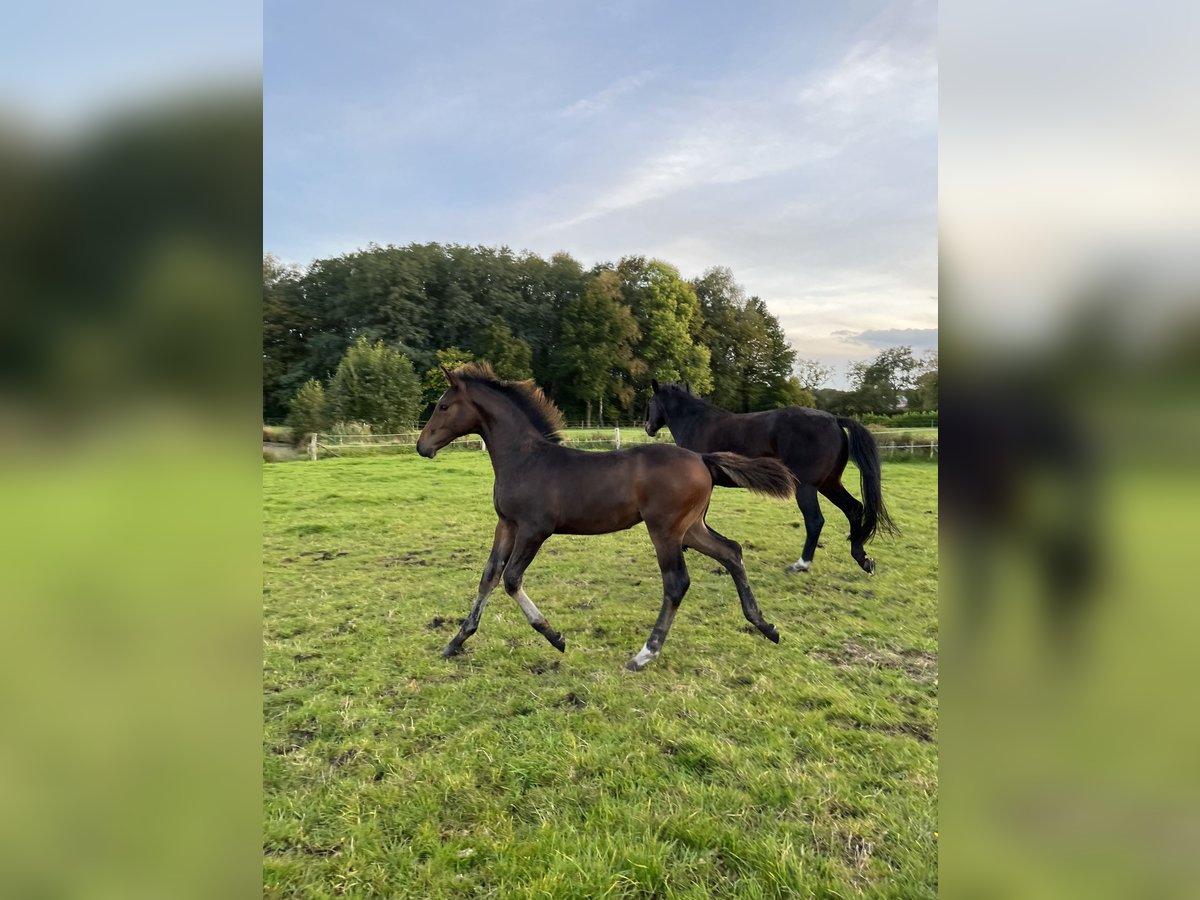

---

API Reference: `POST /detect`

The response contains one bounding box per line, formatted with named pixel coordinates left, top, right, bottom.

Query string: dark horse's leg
left=821, top=481, right=874, bottom=574
left=786, top=483, right=825, bottom=573
left=502, top=529, right=565, bottom=652
left=626, top=533, right=692, bottom=671
left=687, top=522, right=780, bottom=643
left=443, top=518, right=516, bottom=657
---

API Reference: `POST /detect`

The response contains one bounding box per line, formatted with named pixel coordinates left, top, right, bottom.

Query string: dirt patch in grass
left=830, top=714, right=936, bottom=744
left=271, top=728, right=317, bottom=754
left=382, top=550, right=432, bottom=567
left=813, top=640, right=938, bottom=683
left=329, top=748, right=360, bottom=767
left=297, top=548, right=348, bottom=562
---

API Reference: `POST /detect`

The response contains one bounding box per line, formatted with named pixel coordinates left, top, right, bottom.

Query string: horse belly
left=556, top=490, right=642, bottom=534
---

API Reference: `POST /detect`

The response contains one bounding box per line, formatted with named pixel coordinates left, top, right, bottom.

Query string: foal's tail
left=703, top=453, right=796, bottom=500
left=837, top=417, right=899, bottom=541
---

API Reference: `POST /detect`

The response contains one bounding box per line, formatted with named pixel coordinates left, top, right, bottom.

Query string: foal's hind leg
left=786, top=484, right=825, bottom=573
left=503, top=529, right=566, bottom=653
left=821, top=481, right=873, bottom=574
left=443, top=518, right=516, bottom=657
left=626, top=533, right=691, bottom=671
left=688, top=522, right=780, bottom=643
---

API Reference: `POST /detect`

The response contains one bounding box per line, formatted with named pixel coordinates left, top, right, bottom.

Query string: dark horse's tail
left=703, top=453, right=796, bottom=500
left=837, top=417, right=899, bottom=541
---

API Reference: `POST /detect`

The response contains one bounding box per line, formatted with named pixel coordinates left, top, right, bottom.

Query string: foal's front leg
left=503, top=529, right=565, bottom=652
left=442, top=519, right=516, bottom=657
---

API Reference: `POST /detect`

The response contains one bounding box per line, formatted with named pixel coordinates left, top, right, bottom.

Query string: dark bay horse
left=646, top=381, right=896, bottom=575
left=415, top=364, right=796, bottom=671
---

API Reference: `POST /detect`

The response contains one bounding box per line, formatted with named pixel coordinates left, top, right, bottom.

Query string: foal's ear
left=651, top=378, right=660, bottom=392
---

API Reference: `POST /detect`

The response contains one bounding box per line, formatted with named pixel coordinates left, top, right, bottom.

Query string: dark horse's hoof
left=624, top=658, right=646, bottom=672
left=761, top=624, right=781, bottom=644
left=441, top=642, right=463, bottom=658
left=861, top=557, right=876, bottom=575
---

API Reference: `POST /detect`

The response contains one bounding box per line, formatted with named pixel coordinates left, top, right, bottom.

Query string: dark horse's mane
left=659, top=382, right=725, bottom=417
left=456, top=363, right=565, bottom=443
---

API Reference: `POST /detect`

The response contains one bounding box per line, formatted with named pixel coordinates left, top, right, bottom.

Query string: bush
left=888, top=410, right=938, bottom=428
left=328, top=420, right=374, bottom=438
left=286, top=379, right=330, bottom=437
left=262, top=424, right=295, bottom=443
left=861, top=410, right=938, bottom=428
left=327, top=337, right=421, bottom=433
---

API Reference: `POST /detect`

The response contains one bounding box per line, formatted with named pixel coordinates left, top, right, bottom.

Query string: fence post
left=614, top=425, right=621, bottom=450
left=309, top=432, right=318, bottom=461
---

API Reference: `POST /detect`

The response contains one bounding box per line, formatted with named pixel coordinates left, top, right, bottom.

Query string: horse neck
left=467, top=385, right=546, bottom=469
left=668, top=395, right=723, bottom=446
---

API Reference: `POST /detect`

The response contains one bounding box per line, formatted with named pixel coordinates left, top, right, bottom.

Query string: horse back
left=693, top=407, right=846, bottom=482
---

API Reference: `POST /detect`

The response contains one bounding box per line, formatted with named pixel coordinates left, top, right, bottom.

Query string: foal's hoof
left=785, top=560, right=811, bottom=574
left=761, top=624, right=781, bottom=644
left=624, top=658, right=646, bottom=672
left=535, top=624, right=566, bottom=653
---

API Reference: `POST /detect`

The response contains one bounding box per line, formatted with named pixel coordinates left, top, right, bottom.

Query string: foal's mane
left=455, top=363, right=565, bottom=443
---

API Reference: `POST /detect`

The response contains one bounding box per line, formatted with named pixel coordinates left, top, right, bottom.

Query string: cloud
left=833, top=327, right=938, bottom=350
left=561, top=69, right=657, bottom=118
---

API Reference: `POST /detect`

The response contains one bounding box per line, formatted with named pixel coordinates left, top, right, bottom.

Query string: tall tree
left=849, top=346, right=921, bottom=413
left=421, top=347, right=476, bottom=408
left=692, top=269, right=798, bottom=411
left=618, top=257, right=712, bottom=393
left=692, top=267, right=750, bottom=409
left=558, top=271, right=644, bottom=425
left=909, top=350, right=938, bottom=409
left=794, top=358, right=836, bottom=393
left=746, top=296, right=798, bottom=409
left=474, top=318, right=533, bottom=381
left=262, top=254, right=309, bottom=421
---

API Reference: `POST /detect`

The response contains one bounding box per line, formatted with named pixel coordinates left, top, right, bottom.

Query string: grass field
left=263, top=453, right=938, bottom=898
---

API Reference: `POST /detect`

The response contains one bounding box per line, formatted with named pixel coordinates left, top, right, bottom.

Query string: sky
left=265, top=0, right=937, bottom=384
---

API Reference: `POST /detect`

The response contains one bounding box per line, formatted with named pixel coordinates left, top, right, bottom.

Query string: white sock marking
left=631, top=643, right=659, bottom=667
left=514, top=589, right=545, bottom=626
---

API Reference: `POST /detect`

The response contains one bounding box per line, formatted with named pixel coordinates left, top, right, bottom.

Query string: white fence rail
left=306, top=428, right=937, bottom=460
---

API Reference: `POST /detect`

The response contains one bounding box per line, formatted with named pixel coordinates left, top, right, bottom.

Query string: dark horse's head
left=645, top=379, right=691, bottom=436
left=416, top=367, right=483, bottom=458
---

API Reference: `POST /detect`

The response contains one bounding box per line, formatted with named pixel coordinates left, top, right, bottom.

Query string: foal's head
left=417, top=364, right=566, bottom=456
left=416, top=368, right=481, bottom=458
left=645, top=379, right=691, bottom=436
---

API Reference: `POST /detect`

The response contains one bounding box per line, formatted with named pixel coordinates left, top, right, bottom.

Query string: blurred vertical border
left=942, top=1, right=1200, bottom=896
left=1, top=2, right=261, bottom=897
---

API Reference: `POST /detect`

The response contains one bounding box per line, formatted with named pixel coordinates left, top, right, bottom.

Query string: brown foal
left=415, top=364, right=795, bottom=670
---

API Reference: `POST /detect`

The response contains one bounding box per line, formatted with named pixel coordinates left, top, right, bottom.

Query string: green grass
left=263, top=454, right=938, bottom=898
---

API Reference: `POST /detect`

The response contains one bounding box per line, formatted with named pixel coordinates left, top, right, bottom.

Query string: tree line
left=264, top=243, right=936, bottom=432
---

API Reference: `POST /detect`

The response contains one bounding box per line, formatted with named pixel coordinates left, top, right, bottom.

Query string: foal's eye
left=439, top=403, right=448, bottom=411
